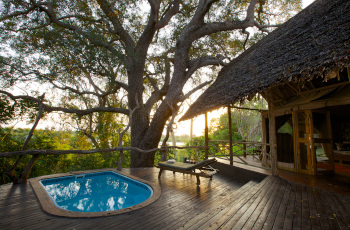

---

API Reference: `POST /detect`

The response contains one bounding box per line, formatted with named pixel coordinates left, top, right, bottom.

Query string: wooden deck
left=1, top=162, right=349, bottom=230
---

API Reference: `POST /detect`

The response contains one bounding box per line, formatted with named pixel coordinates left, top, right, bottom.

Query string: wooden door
left=293, top=110, right=317, bottom=175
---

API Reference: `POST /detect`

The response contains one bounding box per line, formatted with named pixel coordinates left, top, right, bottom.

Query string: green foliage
left=183, top=136, right=206, bottom=162
left=182, top=98, right=267, bottom=158
left=0, top=0, right=302, bottom=169
left=230, top=98, right=267, bottom=142
left=160, top=134, right=191, bottom=143
left=277, top=122, right=293, bottom=135
left=0, top=128, right=132, bottom=185
left=209, top=113, right=242, bottom=141
left=0, top=94, right=15, bottom=124
left=0, top=94, right=46, bottom=125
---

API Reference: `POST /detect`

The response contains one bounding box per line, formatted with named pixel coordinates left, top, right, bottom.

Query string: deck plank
left=301, top=185, right=312, bottom=230
left=155, top=173, right=250, bottom=230
left=206, top=176, right=275, bottom=230
left=259, top=179, right=288, bottom=229
left=197, top=182, right=257, bottom=229
left=0, top=164, right=349, bottom=230
left=271, top=181, right=292, bottom=230
left=240, top=177, right=279, bottom=229
left=311, top=188, right=331, bottom=230
left=306, top=186, right=322, bottom=230
left=320, top=189, right=349, bottom=229
left=250, top=178, right=281, bottom=230
left=291, top=184, right=302, bottom=230
left=223, top=178, right=281, bottom=229
left=282, top=182, right=296, bottom=230
left=330, top=193, right=350, bottom=228
left=135, top=174, right=235, bottom=230
left=316, top=188, right=340, bottom=230
left=175, top=181, right=257, bottom=230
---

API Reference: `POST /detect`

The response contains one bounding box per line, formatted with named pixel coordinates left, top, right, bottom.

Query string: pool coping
left=29, top=168, right=161, bottom=218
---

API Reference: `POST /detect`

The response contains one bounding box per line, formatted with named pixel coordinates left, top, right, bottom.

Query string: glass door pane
left=299, top=143, right=308, bottom=170
left=297, top=112, right=306, bottom=139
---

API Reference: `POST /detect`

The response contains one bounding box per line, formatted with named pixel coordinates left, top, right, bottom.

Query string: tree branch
left=181, top=80, right=212, bottom=101
left=189, top=0, right=258, bottom=41
left=95, top=0, right=135, bottom=49
left=145, top=57, right=171, bottom=112
left=6, top=94, right=45, bottom=183
left=0, top=5, right=37, bottom=22
left=189, top=55, right=227, bottom=69
left=160, top=102, right=179, bottom=161
left=242, top=28, right=250, bottom=51
left=155, top=0, right=180, bottom=30
left=189, top=0, right=219, bottom=27
left=32, top=1, right=124, bottom=56
left=246, top=0, right=258, bottom=21
left=0, top=90, right=130, bottom=116
left=117, top=98, right=139, bottom=170
left=184, top=55, right=226, bottom=82
left=254, top=20, right=279, bottom=33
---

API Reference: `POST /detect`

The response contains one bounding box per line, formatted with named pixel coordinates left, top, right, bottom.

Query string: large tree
left=0, top=0, right=301, bottom=167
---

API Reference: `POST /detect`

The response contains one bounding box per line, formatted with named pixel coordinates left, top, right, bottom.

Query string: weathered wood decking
left=1, top=163, right=349, bottom=230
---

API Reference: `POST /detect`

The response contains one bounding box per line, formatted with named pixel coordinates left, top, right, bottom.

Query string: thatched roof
left=181, top=0, right=350, bottom=121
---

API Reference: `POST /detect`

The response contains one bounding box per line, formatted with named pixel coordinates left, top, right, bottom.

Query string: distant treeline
left=0, top=128, right=129, bottom=185
left=160, top=134, right=192, bottom=143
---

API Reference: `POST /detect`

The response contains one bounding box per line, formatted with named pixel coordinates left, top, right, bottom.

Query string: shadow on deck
left=0, top=162, right=349, bottom=229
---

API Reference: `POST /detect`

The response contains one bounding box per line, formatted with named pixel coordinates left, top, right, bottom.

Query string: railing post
left=205, top=112, right=209, bottom=159
left=161, top=143, right=167, bottom=161
left=243, top=140, right=247, bottom=157
left=228, top=106, right=233, bottom=165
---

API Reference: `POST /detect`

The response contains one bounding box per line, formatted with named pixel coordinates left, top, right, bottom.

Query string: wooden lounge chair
left=156, top=158, right=218, bottom=185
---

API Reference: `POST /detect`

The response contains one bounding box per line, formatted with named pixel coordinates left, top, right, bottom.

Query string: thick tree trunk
left=128, top=29, right=190, bottom=168
left=127, top=36, right=189, bottom=167
left=130, top=100, right=173, bottom=167
left=127, top=69, right=174, bottom=167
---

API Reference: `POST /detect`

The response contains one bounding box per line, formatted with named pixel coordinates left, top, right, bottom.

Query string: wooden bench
left=155, top=158, right=218, bottom=185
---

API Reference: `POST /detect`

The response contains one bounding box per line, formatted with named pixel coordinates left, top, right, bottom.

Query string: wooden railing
left=1, top=141, right=270, bottom=183
left=208, top=140, right=270, bottom=165
left=0, top=145, right=207, bottom=183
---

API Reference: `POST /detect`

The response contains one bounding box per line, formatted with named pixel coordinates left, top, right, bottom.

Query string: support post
left=261, top=112, right=268, bottom=165
left=205, top=113, right=209, bottom=159
left=228, top=106, right=233, bottom=165
left=267, top=92, right=278, bottom=176
left=190, top=119, right=193, bottom=143
left=326, top=111, right=335, bottom=172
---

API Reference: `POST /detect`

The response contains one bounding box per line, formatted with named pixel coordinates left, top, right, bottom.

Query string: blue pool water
left=40, top=171, right=153, bottom=212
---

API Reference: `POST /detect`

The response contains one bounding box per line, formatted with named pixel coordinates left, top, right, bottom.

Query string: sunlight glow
left=175, top=108, right=226, bottom=137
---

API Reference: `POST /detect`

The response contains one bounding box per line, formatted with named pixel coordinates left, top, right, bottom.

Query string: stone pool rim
left=30, top=168, right=161, bottom=218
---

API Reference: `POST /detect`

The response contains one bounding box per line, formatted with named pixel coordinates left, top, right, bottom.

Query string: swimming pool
left=30, top=169, right=161, bottom=217
left=40, top=171, right=152, bottom=212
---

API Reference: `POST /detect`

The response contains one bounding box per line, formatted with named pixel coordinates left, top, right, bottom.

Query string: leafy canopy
left=0, top=0, right=302, bottom=167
